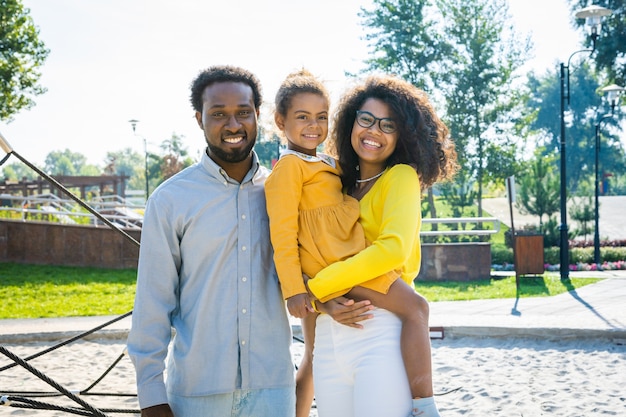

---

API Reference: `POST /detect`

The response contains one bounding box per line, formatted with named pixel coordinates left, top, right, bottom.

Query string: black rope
left=80, top=350, right=127, bottom=395
left=0, top=311, right=133, bottom=373
left=435, top=386, right=462, bottom=396
left=0, top=390, right=62, bottom=397
left=1, top=150, right=140, bottom=247
left=3, top=396, right=141, bottom=415
left=0, top=138, right=454, bottom=413
left=0, top=139, right=142, bottom=414
left=0, top=153, right=10, bottom=166
left=88, top=407, right=139, bottom=414
left=0, top=346, right=109, bottom=417
left=1, top=390, right=137, bottom=398
left=2, top=396, right=99, bottom=416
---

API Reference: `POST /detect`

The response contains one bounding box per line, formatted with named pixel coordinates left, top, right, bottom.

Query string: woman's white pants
left=313, top=308, right=412, bottom=417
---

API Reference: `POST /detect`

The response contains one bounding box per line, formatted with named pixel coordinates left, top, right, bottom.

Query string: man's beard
left=207, top=138, right=256, bottom=163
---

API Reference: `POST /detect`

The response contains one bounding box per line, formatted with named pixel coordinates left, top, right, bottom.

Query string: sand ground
left=1, top=335, right=625, bottom=417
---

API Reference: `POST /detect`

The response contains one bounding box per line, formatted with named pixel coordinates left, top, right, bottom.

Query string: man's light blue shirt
left=127, top=151, right=294, bottom=409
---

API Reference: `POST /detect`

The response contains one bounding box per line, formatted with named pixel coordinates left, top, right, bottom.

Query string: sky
left=1, top=0, right=588, bottom=168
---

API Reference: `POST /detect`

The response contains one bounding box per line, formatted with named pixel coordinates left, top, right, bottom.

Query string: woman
left=306, top=74, right=458, bottom=417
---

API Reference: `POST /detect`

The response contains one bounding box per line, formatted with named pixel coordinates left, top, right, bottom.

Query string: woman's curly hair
left=329, top=75, right=458, bottom=191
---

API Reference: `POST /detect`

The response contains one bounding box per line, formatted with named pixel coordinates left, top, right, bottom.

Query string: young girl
left=306, top=74, right=458, bottom=417
left=265, top=70, right=450, bottom=417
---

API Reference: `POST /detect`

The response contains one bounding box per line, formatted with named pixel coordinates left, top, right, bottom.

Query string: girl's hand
left=316, top=296, right=374, bottom=329
left=303, top=274, right=317, bottom=300
left=287, top=293, right=314, bottom=318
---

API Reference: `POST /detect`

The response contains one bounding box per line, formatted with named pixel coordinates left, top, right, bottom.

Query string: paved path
left=2, top=270, right=625, bottom=344
left=429, top=270, right=626, bottom=341
left=481, top=196, right=626, bottom=240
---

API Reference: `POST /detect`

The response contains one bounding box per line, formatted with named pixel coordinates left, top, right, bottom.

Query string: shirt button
left=241, top=214, right=246, bottom=220
left=242, top=276, right=247, bottom=282
left=242, top=309, right=247, bottom=314
left=241, top=246, right=247, bottom=251
left=241, top=340, right=246, bottom=345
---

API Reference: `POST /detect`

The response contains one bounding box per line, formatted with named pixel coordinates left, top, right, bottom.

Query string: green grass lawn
left=416, top=274, right=599, bottom=301
left=0, top=262, right=600, bottom=319
left=0, top=263, right=136, bottom=319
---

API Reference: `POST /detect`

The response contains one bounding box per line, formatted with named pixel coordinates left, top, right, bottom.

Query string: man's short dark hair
left=189, top=65, right=263, bottom=112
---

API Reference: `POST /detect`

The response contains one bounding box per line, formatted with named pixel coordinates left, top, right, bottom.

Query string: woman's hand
left=316, top=296, right=374, bottom=329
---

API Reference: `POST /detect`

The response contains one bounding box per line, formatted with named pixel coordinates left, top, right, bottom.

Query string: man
left=127, top=65, right=295, bottom=417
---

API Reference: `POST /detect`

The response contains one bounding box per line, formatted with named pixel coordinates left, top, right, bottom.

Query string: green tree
left=358, top=0, right=453, bottom=225
left=254, top=138, right=281, bottom=170
left=358, top=0, right=452, bottom=92
left=77, top=164, right=100, bottom=176
left=0, top=0, right=49, bottom=121
left=540, top=216, right=560, bottom=248
left=439, top=169, right=478, bottom=219
left=483, top=140, right=520, bottom=185
left=525, top=64, right=626, bottom=193
left=438, top=169, right=479, bottom=242
left=254, top=122, right=281, bottom=170
left=569, top=195, right=595, bottom=241
left=516, top=150, right=560, bottom=231
left=437, top=0, right=530, bottom=216
left=610, top=171, right=626, bottom=194
left=1, top=160, right=37, bottom=180
left=158, top=133, right=193, bottom=184
left=568, top=0, right=626, bottom=87
left=105, top=148, right=146, bottom=193
left=44, top=149, right=88, bottom=176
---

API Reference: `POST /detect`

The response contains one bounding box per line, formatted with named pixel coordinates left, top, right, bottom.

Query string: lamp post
left=593, top=84, right=625, bottom=266
left=128, top=119, right=149, bottom=201
left=558, top=4, right=611, bottom=280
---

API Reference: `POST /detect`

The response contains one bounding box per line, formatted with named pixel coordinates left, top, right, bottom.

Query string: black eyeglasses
left=355, top=110, right=397, bottom=134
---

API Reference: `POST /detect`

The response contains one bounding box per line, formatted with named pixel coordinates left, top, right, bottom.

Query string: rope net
left=0, top=137, right=313, bottom=416
left=0, top=314, right=139, bottom=416
left=0, top=316, right=308, bottom=417
left=0, top=135, right=453, bottom=417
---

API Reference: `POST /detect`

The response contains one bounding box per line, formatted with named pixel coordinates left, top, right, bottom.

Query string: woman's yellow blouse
left=309, top=164, right=422, bottom=302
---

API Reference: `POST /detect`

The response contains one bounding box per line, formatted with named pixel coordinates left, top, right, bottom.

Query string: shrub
left=490, top=245, right=625, bottom=267
left=601, top=247, right=626, bottom=262
left=491, top=243, right=513, bottom=264
left=544, top=247, right=560, bottom=265
left=570, top=247, right=592, bottom=264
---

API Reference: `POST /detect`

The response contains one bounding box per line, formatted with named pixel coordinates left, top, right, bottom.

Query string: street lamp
left=558, top=4, right=611, bottom=280
left=128, top=119, right=149, bottom=201
left=593, top=84, right=625, bottom=266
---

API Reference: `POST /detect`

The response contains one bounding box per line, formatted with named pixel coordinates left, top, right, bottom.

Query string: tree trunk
left=428, top=188, right=438, bottom=231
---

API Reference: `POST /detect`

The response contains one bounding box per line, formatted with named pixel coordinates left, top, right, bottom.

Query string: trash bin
left=514, top=234, right=544, bottom=288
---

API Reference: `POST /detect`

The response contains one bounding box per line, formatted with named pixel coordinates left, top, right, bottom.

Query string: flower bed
left=492, top=260, right=626, bottom=272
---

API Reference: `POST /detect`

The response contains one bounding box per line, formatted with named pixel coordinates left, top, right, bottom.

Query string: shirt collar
left=200, top=149, right=264, bottom=184
left=280, top=149, right=336, bottom=168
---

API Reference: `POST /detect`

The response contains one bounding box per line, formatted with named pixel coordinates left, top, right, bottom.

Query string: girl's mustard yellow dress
left=265, top=151, right=397, bottom=301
